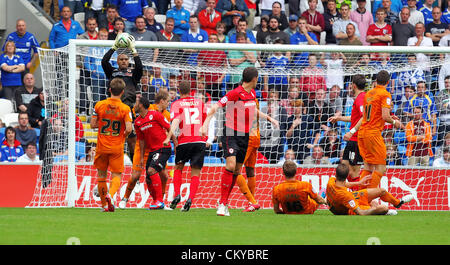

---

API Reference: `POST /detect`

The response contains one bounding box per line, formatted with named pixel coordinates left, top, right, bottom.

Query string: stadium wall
left=1, top=164, right=449, bottom=211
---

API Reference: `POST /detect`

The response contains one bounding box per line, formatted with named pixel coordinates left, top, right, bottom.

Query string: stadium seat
left=0, top=99, right=14, bottom=117
left=0, top=127, right=4, bottom=141
left=394, top=131, right=406, bottom=144
left=253, top=16, right=260, bottom=27
left=75, top=141, right=86, bottom=160
left=74, top=12, right=85, bottom=30
left=154, top=14, right=166, bottom=24
left=204, top=156, right=223, bottom=164
left=329, top=157, right=340, bottom=164
left=1, top=113, right=19, bottom=127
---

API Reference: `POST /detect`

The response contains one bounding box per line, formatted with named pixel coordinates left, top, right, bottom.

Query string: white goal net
left=27, top=40, right=450, bottom=211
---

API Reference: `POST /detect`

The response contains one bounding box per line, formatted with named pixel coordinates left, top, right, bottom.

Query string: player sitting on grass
left=326, top=163, right=414, bottom=215
left=272, top=160, right=327, bottom=214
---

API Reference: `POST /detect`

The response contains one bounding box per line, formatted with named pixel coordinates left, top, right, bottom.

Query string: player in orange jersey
left=272, top=160, right=327, bottom=214
left=345, top=70, right=405, bottom=188
left=119, top=90, right=174, bottom=209
left=91, top=78, right=133, bottom=212
left=326, top=163, right=414, bottom=216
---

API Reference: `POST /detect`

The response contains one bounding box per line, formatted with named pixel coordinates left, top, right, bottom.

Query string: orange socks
left=236, top=175, right=257, bottom=205
left=247, top=176, right=256, bottom=196
left=97, top=178, right=108, bottom=208
left=380, top=190, right=401, bottom=207
left=108, top=176, right=121, bottom=199
left=124, top=177, right=138, bottom=200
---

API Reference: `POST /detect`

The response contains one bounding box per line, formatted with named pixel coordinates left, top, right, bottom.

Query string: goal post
left=28, top=38, right=450, bottom=210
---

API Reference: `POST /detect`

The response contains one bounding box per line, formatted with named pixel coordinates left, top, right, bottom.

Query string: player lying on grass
left=272, top=160, right=327, bottom=214
left=326, top=163, right=414, bottom=215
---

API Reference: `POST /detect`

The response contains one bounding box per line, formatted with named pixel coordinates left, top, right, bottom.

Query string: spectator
left=435, top=75, right=450, bottom=145
left=300, top=0, right=325, bottom=43
left=84, top=0, right=109, bottom=30
left=433, top=146, right=450, bottom=167
left=277, top=149, right=299, bottom=166
left=425, top=6, right=449, bottom=46
left=396, top=54, right=425, bottom=104
left=286, top=99, right=318, bottom=163
left=1, top=41, right=25, bottom=100
left=407, top=0, right=425, bottom=26
left=306, top=88, right=335, bottom=145
left=284, top=14, right=299, bottom=37
left=366, top=8, right=393, bottom=46
left=78, top=17, right=98, bottom=40
left=149, top=66, right=168, bottom=91
left=443, top=0, right=450, bottom=24
left=84, top=142, right=97, bottom=163
left=350, top=53, right=374, bottom=90
left=280, top=77, right=302, bottom=115
left=392, top=7, right=416, bottom=46
left=64, top=0, right=84, bottom=17
left=15, top=112, right=37, bottom=147
left=259, top=90, right=288, bottom=163
left=155, top=18, right=183, bottom=71
left=144, top=7, right=164, bottom=34
left=16, top=141, right=41, bottom=163
left=131, top=16, right=158, bottom=62
left=323, top=0, right=341, bottom=45
left=405, top=80, right=438, bottom=137
left=395, top=85, right=416, bottom=124
left=290, top=16, right=318, bottom=66
left=138, top=71, right=157, bottom=102
left=49, top=117, right=68, bottom=162
left=406, top=106, right=434, bottom=166
left=215, top=0, right=249, bottom=32
left=261, top=0, right=286, bottom=17
left=325, top=84, right=344, bottom=116
left=373, top=0, right=403, bottom=18
left=299, top=53, right=326, bottom=100
left=166, top=0, right=191, bottom=36
left=338, top=23, right=363, bottom=46
left=299, top=0, right=325, bottom=14
left=198, top=0, right=222, bottom=36
left=28, top=89, right=45, bottom=129
left=333, top=3, right=361, bottom=44
left=216, top=21, right=229, bottom=43
left=112, top=0, right=148, bottom=31
left=336, top=0, right=352, bottom=10
left=303, top=145, right=331, bottom=165
left=228, top=17, right=257, bottom=43
left=419, top=0, right=435, bottom=25
left=43, top=0, right=60, bottom=21
left=257, top=16, right=290, bottom=45
left=320, top=52, right=346, bottom=91
left=319, top=128, right=341, bottom=162
left=52, top=99, right=85, bottom=142
left=108, top=17, right=126, bottom=40
left=105, top=4, right=119, bottom=34
left=14, top=73, right=41, bottom=113
left=49, top=6, right=84, bottom=49
left=386, top=143, right=403, bottom=165
left=2, top=19, right=39, bottom=74
left=244, top=0, right=257, bottom=29
left=271, top=1, right=289, bottom=31
left=181, top=15, right=209, bottom=65
left=263, top=39, right=290, bottom=99
left=84, top=28, right=114, bottom=104
left=197, top=33, right=227, bottom=100
left=408, top=22, right=433, bottom=74
left=350, top=0, right=373, bottom=46
left=0, top=126, right=24, bottom=162
left=373, top=53, right=396, bottom=92
left=226, top=32, right=257, bottom=89
left=382, top=0, right=400, bottom=25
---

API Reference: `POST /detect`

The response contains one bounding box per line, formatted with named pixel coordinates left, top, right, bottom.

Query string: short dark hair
left=376, top=70, right=390, bottom=86
left=154, top=90, right=169, bottom=104
left=242, top=67, right=259, bottom=83
left=113, top=17, right=125, bottom=26
left=335, top=163, right=349, bottom=181
left=106, top=4, right=118, bottom=11
left=135, top=15, right=146, bottom=23
left=352, top=74, right=366, bottom=90
left=178, top=80, right=191, bottom=95
left=282, top=160, right=297, bottom=178
left=26, top=141, right=37, bottom=149
left=5, top=126, right=15, bottom=137
left=139, top=96, right=150, bottom=109
left=109, top=78, right=126, bottom=96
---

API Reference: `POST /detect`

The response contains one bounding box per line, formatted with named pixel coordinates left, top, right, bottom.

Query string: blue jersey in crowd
left=111, top=0, right=148, bottom=22
left=2, top=32, right=39, bottom=65
left=166, top=6, right=190, bottom=35
left=49, top=19, right=84, bottom=48
left=0, top=54, right=25, bottom=87
left=420, top=6, right=433, bottom=25
left=265, top=54, right=289, bottom=85
left=0, top=139, right=24, bottom=162
left=289, top=31, right=318, bottom=66
left=181, top=29, right=208, bottom=65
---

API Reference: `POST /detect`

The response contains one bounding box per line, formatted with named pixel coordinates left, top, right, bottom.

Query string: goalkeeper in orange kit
left=91, top=78, right=133, bottom=212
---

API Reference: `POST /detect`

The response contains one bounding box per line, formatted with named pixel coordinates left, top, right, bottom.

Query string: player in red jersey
left=134, top=96, right=172, bottom=209
left=164, top=80, right=208, bottom=212
left=328, top=74, right=366, bottom=190
left=200, top=67, right=277, bottom=216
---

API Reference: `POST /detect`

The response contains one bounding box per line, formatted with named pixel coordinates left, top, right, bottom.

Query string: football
left=92, top=185, right=99, bottom=197
left=116, top=32, right=131, bottom=48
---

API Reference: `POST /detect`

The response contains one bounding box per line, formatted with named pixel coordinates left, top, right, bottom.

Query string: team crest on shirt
left=386, top=98, right=391, bottom=106
left=229, top=148, right=234, bottom=154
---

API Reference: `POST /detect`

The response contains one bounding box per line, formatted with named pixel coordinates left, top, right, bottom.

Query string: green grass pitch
left=1, top=208, right=449, bottom=245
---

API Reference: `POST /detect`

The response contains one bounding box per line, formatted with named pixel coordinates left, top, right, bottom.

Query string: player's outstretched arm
left=382, top=107, right=405, bottom=130
left=344, top=116, right=363, bottom=141
left=313, top=195, right=327, bottom=205
left=200, top=102, right=220, bottom=137
left=257, top=108, right=279, bottom=128
left=345, top=174, right=372, bottom=189
left=328, top=114, right=351, bottom=124
left=124, top=121, right=133, bottom=138
left=163, top=118, right=180, bottom=146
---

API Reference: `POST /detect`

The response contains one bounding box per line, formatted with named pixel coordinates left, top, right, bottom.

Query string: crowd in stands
left=1, top=0, right=450, bottom=167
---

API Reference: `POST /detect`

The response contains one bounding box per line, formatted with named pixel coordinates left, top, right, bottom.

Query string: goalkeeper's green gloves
left=112, top=35, right=120, bottom=51
left=127, top=35, right=137, bottom=54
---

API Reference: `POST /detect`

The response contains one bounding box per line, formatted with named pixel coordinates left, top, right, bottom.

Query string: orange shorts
left=94, top=152, right=124, bottom=173
left=244, top=146, right=258, bottom=168
left=348, top=189, right=370, bottom=215
left=358, top=133, right=386, bottom=165
left=132, top=143, right=150, bottom=172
